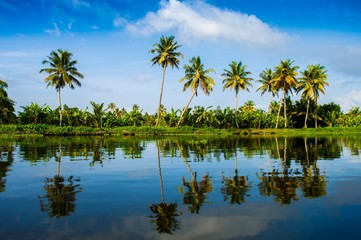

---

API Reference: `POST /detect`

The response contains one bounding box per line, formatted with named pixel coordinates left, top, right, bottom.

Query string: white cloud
left=71, top=0, right=90, bottom=8
left=337, top=90, right=361, bottom=111
left=113, top=17, right=127, bottom=28
left=126, top=0, right=288, bottom=46
left=44, top=23, right=62, bottom=37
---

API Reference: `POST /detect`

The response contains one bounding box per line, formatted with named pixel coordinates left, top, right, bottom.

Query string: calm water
left=0, top=135, right=361, bottom=240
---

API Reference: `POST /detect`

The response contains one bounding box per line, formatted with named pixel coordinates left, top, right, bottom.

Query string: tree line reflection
left=0, top=135, right=360, bottom=234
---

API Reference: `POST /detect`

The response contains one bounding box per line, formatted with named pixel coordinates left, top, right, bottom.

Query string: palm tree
left=257, top=68, right=277, bottom=115
left=150, top=36, right=184, bottom=126
left=0, top=79, right=16, bottom=123
left=40, top=49, right=84, bottom=126
left=298, top=64, right=328, bottom=128
left=90, top=101, right=105, bottom=128
left=177, top=57, right=216, bottom=127
left=222, top=61, right=253, bottom=127
left=271, top=59, right=299, bottom=128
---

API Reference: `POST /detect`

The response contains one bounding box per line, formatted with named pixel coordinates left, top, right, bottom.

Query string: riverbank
left=1, top=124, right=361, bottom=137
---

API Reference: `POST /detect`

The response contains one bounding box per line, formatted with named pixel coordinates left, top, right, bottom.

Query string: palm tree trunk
left=58, top=88, right=62, bottom=126
left=235, top=92, right=239, bottom=128
left=156, top=67, right=167, bottom=126
left=276, top=91, right=284, bottom=129
left=304, top=98, right=310, bottom=128
left=177, top=91, right=196, bottom=127
left=315, top=99, right=318, bottom=128
left=283, top=90, right=287, bottom=128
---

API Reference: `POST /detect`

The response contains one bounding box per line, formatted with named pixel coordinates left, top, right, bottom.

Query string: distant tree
left=18, top=102, right=51, bottom=124
left=40, top=49, right=84, bottom=126
left=177, top=57, right=216, bottom=127
left=298, top=64, right=328, bottom=128
left=150, top=36, right=184, bottom=126
left=222, top=61, right=253, bottom=127
left=271, top=59, right=299, bottom=128
left=0, top=80, right=16, bottom=123
left=257, top=68, right=277, bottom=115
left=90, top=101, right=105, bottom=128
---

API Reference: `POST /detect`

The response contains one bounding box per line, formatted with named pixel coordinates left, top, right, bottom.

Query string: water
left=0, top=135, right=361, bottom=240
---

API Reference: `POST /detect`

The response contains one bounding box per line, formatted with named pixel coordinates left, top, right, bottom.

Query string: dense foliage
left=7, top=100, right=361, bottom=129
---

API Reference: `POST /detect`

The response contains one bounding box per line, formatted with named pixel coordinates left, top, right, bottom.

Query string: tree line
left=1, top=36, right=361, bottom=128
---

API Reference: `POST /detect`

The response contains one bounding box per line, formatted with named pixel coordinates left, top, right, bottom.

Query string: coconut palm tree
left=271, top=59, right=299, bottom=128
left=257, top=68, right=277, bottom=115
left=40, top=49, right=84, bottom=126
left=0, top=79, right=16, bottom=123
left=222, top=61, right=253, bottom=127
left=150, top=36, right=184, bottom=126
left=177, top=57, right=216, bottom=127
left=298, top=64, right=328, bottom=128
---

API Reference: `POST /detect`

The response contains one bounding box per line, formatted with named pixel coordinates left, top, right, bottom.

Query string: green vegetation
left=150, top=36, right=184, bottom=126
left=177, top=56, right=216, bottom=127
left=1, top=36, right=361, bottom=135
left=40, top=49, right=84, bottom=126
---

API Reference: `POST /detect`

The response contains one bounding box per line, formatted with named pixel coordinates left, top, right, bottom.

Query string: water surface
left=0, top=136, right=360, bottom=240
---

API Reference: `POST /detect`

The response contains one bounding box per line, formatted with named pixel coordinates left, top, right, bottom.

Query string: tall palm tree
left=257, top=68, right=277, bottom=115
left=177, top=57, right=216, bottom=127
left=40, top=49, right=84, bottom=126
left=271, top=59, right=299, bottom=128
left=298, top=64, right=328, bottom=128
left=222, top=61, right=253, bottom=127
left=150, top=36, right=184, bottom=126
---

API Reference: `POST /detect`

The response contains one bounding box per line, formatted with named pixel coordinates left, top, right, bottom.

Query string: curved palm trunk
left=58, top=88, right=62, bottom=126
left=276, top=91, right=285, bottom=129
left=177, top=91, right=196, bottom=128
left=156, top=67, right=167, bottom=126
left=304, top=98, right=310, bottom=128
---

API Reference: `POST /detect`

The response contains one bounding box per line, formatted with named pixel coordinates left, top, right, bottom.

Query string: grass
left=1, top=124, right=361, bottom=137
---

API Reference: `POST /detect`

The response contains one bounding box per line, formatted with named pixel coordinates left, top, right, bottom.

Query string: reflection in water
left=178, top=141, right=214, bottom=214
left=149, top=140, right=181, bottom=234
left=0, top=135, right=358, bottom=239
left=38, top=145, right=82, bottom=217
left=221, top=152, right=252, bottom=204
left=258, top=137, right=328, bottom=204
left=0, top=143, right=14, bottom=192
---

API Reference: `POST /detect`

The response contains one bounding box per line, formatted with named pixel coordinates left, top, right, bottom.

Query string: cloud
left=113, top=17, right=127, bottom=28
left=337, top=90, right=361, bottom=111
left=327, top=45, right=361, bottom=77
left=71, top=0, right=90, bottom=9
left=44, top=23, right=62, bottom=36
left=126, top=0, right=288, bottom=46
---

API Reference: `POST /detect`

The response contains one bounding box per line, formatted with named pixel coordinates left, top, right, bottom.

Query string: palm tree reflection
left=221, top=152, right=252, bottom=204
left=38, top=144, right=82, bottom=217
left=258, top=137, right=328, bottom=204
left=301, top=137, right=328, bottom=198
left=149, top=141, right=181, bottom=234
left=177, top=141, right=214, bottom=214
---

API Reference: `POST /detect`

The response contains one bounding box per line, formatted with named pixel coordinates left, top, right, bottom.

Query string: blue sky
left=1, top=0, right=361, bottom=113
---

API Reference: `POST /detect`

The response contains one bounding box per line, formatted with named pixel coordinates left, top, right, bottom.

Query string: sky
left=1, top=0, right=361, bottom=113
